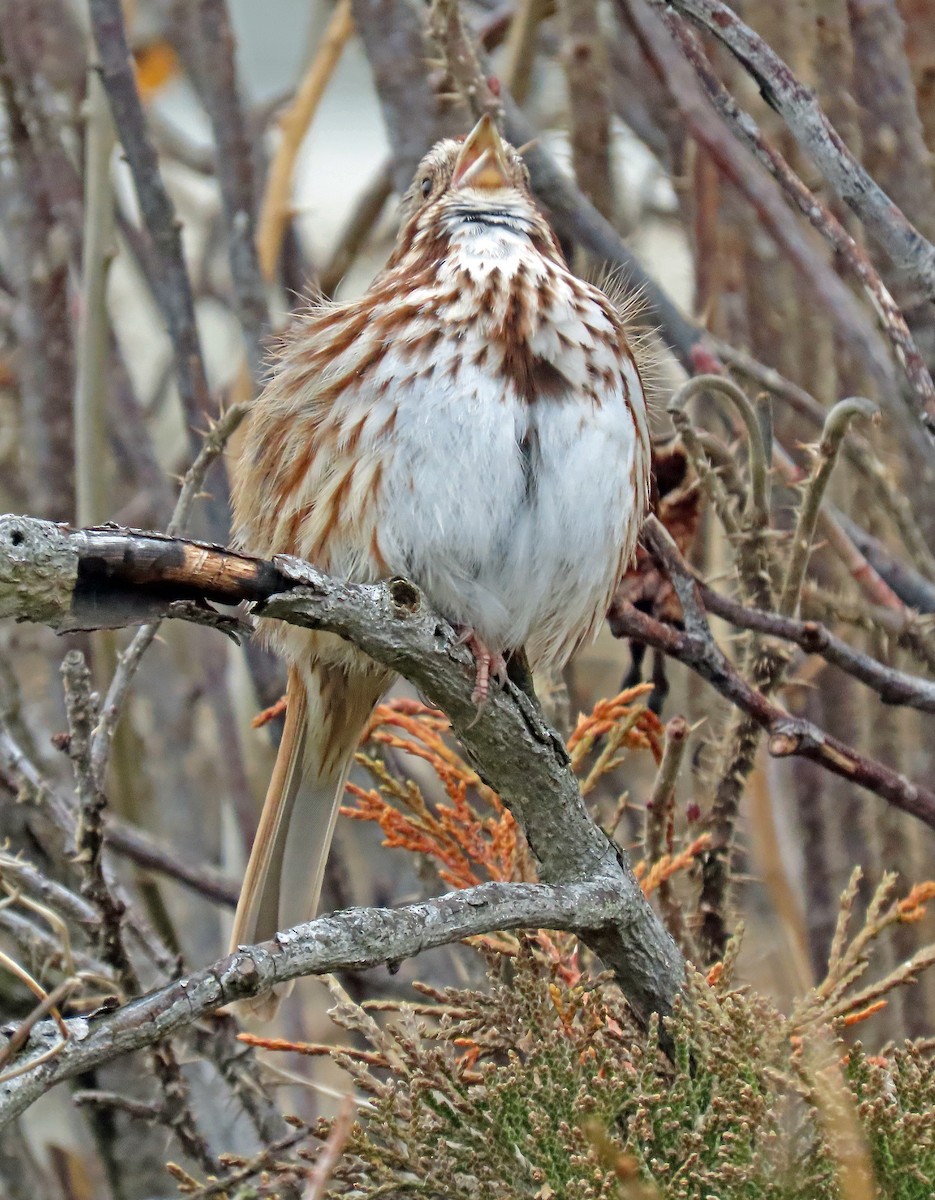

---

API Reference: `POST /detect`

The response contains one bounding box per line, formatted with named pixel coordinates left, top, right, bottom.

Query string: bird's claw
left=455, top=627, right=509, bottom=709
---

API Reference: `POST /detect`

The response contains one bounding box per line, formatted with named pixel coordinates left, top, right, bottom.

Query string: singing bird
left=230, top=115, right=651, bottom=1009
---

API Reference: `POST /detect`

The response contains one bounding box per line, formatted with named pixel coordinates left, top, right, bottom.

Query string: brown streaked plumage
left=231, top=116, right=651, bottom=1013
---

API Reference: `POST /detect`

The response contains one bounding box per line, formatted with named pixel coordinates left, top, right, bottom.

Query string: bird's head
left=392, top=115, right=559, bottom=264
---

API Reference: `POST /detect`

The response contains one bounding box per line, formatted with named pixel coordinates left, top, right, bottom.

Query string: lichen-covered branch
left=0, top=514, right=685, bottom=1032
left=0, top=879, right=643, bottom=1126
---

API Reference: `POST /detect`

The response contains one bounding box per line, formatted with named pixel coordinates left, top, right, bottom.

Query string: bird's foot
left=455, top=627, right=509, bottom=707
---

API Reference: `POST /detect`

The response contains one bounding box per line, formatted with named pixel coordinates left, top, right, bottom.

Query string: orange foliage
left=251, top=693, right=288, bottom=729
left=567, top=684, right=663, bottom=769
left=897, top=880, right=935, bottom=923
left=343, top=690, right=664, bottom=893
left=841, top=1000, right=888, bottom=1028
left=635, top=834, right=712, bottom=897
left=342, top=699, right=526, bottom=889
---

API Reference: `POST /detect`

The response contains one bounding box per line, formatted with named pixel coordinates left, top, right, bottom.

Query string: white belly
left=353, top=351, right=644, bottom=667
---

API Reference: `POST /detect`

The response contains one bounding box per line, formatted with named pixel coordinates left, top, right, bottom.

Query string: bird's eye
left=421, top=177, right=432, bottom=198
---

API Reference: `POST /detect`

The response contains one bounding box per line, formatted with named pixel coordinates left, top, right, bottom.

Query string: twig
left=644, top=717, right=694, bottom=955
left=165, top=404, right=249, bottom=539
left=256, top=0, right=355, bottom=282
left=0, top=878, right=653, bottom=1124
left=170, top=1120, right=311, bottom=1198
left=668, top=374, right=770, bottom=528
left=618, top=0, right=895, bottom=393
left=721, top=343, right=935, bottom=579
left=0, top=907, right=108, bottom=985
left=192, top=0, right=269, bottom=383
left=0, top=976, right=77, bottom=1083
left=656, top=10, right=935, bottom=439
left=184, top=1015, right=288, bottom=1145
left=104, top=818, right=240, bottom=907
left=771, top=446, right=906, bottom=613
left=848, top=0, right=935, bottom=251
left=90, top=403, right=249, bottom=783
left=0, top=851, right=96, bottom=929
left=698, top=583, right=935, bottom=715
left=645, top=716, right=689, bottom=865
left=830, top=509, right=935, bottom=613
left=0, top=955, right=71, bottom=1053
left=0, top=706, right=175, bottom=984
left=0, top=46, right=77, bottom=520
left=319, top=157, right=394, bottom=296
left=63, top=659, right=214, bottom=1169
left=72, top=1090, right=161, bottom=1121
left=801, top=585, right=935, bottom=677
left=668, top=375, right=774, bottom=632
left=0, top=713, right=239, bottom=909
left=608, top=518, right=935, bottom=831
left=61, top=651, right=136, bottom=989
left=502, top=0, right=549, bottom=103
left=88, top=0, right=211, bottom=445
left=560, top=0, right=617, bottom=222
left=779, top=399, right=880, bottom=617
left=659, top=0, right=935, bottom=308
left=306, top=1096, right=355, bottom=1199
left=74, top=61, right=115, bottom=528
left=151, top=1040, right=219, bottom=1175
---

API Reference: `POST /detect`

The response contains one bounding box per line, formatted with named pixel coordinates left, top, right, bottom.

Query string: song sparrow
left=230, top=115, right=651, bottom=1008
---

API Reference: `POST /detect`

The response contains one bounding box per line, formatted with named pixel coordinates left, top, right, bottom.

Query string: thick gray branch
left=0, top=880, right=636, bottom=1126
left=0, top=514, right=685, bottom=1057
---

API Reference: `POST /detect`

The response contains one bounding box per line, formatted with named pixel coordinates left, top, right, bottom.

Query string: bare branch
left=257, top=0, right=355, bottom=282
left=90, top=402, right=249, bottom=783
left=659, top=0, right=935, bottom=307
left=88, top=0, right=211, bottom=444
left=698, top=583, right=935, bottom=715
left=0, top=879, right=644, bottom=1125
left=61, top=650, right=137, bottom=989
left=654, top=9, right=935, bottom=440
left=191, top=0, right=269, bottom=382
left=609, top=518, right=935, bottom=831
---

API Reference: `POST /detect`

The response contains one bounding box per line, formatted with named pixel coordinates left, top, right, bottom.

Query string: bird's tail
left=230, top=661, right=383, bottom=1017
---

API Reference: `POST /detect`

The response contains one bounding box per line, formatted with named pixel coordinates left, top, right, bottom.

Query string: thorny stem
left=658, top=6, right=935, bottom=440
left=666, top=377, right=776, bottom=959
left=669, top=392, right=876, bottom=958
left=779, top=398, right=881, bottom=618
left=661, top=0, right=935, bottom=311
left=668, top=374, right=770, bottom=532
left=616, top=517, right=935, bottom=961
left=645, top=717, right=694, bottom=954
left=717, top=348, right=935, bottom=581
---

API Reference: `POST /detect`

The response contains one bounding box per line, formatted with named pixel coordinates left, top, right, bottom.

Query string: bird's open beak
left=451, top=114, right=511, bottom=191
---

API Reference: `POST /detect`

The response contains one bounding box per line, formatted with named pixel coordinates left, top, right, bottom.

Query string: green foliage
left=319, top=946, right=935, bottom=1199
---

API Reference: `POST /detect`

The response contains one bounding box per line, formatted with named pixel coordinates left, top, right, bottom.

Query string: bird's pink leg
left=455, top=627, right=509, bottom=705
